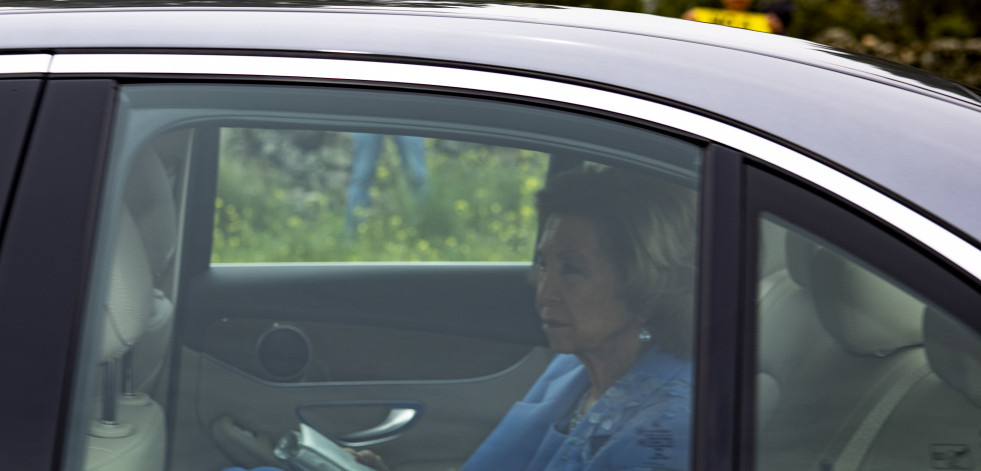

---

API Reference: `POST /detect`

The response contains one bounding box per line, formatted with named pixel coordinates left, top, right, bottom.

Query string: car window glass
left=754, top=214, right=981, bottom=471
left=66, top=83, right=703, bottom=471
left=214, top=129, right=549, bottom=262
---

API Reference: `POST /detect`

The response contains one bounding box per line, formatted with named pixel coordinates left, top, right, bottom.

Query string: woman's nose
left=536, top=272, right=560, bottom=305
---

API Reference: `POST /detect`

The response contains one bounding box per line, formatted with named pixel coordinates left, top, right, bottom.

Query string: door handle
left=335, top=407, right=419, bottom=447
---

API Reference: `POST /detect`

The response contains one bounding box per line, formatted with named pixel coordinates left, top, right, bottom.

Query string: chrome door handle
left=335, top=407, right=418, bottom=447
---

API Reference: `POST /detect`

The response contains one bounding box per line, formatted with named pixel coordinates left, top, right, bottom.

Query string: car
left=1, top=1, right=980, bottom=470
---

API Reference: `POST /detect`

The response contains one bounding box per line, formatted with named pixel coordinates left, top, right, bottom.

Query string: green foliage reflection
left=212, top=130, right=548, bottom=263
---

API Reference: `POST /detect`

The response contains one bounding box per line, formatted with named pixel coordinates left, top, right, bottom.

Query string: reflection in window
left=213, top=129, right=548, bottom=263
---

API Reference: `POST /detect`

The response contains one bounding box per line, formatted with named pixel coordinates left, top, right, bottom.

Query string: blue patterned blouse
left=461, top=347, right=692, bottom=471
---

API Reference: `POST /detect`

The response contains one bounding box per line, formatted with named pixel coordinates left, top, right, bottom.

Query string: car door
left=44, top=54, right=708, bottom=471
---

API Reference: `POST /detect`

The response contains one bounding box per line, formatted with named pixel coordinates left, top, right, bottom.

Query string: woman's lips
left=542, top=319, right=570, bottom=329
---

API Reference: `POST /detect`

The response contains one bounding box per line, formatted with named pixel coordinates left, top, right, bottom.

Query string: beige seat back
left=756, top=227, right=824, bottom=427
left=124, top=149, right=179, bottom=396
left=756, top=236, right=926, bottom=471
left=852, top=309, right=981, bottom=470
left=84, top=209, right=166, bottom=471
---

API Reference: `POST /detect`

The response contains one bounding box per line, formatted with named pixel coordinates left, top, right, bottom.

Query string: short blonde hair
left=535, top=166, right=697, bottom=358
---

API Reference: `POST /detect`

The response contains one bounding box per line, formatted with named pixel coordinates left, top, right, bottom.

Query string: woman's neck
left=576, top=337, right=650, bottom=405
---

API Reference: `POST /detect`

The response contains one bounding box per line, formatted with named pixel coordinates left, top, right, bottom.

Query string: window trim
left=0, top=53, right=49, bottom=74
left=28, top=52, right=981, bottom=284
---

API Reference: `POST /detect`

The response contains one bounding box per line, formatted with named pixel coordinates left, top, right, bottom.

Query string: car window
left=65, top=82, right=704, bottom=471
left=213, top=129, right=549, bottom=262
left=752, top=175, right=981, bottom=471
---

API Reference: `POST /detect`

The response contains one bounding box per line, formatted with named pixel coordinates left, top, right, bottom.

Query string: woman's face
left=534, top=214, right=639, bottom=356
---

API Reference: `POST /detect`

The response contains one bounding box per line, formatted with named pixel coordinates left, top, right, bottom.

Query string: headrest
left=758, top=219, right=787, bottom=280
left=811, top=248, right=923, bottom=356
left=925, top=309, right=981, bottom=407
left=124, top=151, right=177, bottom=280
left=100, top=210, right=154, bottom=363
left=785, top=230, right=818, bottom=288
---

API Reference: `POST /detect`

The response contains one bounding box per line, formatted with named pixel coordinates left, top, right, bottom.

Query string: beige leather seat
left=124, top=148, right=179, bottom=397
left=756, top=227, right=824, bottom=427
left=756, top=237, right=926, bottom=471
left=85, top=209, right=166, bottom=471
left=845, top=309, right=981, bottom=471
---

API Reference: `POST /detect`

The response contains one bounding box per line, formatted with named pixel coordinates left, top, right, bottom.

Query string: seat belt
left=832, top=360, right=930, bottom=471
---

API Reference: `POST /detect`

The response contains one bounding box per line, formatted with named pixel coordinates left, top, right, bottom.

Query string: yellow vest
left=690, top=7, right=773, bottom=33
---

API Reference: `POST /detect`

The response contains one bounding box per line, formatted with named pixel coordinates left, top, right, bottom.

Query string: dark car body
left=1, top=2, right=979, bottom=471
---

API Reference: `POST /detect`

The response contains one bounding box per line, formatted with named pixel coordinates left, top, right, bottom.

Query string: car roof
left=2, top=0, right=981, bottom=243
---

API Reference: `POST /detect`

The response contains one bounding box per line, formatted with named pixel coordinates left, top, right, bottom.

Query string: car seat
left=756, top=232, right=926, bottom=471
left=84, top=209, right=166, bottom=471
left=123, top=145, right=179, bottom=398
left=839, top=308, right=981, bottom=471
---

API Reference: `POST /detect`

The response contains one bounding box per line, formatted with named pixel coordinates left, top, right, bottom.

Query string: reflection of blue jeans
left=345, top=134, right=427, bottom=234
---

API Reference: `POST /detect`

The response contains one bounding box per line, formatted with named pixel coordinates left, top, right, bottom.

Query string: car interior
left=70, top=82, right=703, bottom=471
left=755, top=217, right=981, bottom=471
left=85, top=123, right=557, bottom=471
left=70, top=81, right=980, bottom=471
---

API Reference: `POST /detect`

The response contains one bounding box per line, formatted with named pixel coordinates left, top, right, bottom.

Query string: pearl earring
left=638, top=327, right=652, bottom=343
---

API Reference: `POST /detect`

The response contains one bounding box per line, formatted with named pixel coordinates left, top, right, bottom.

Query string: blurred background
left=534, top=0, right=981, bottom=87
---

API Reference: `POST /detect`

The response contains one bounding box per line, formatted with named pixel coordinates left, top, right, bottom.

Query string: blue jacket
left=461, top=348, right=692, bottom=471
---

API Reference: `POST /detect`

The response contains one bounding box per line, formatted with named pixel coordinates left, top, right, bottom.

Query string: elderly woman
left=353, top=167, right=697, bottom=471
left=456, top=166, right=697, bottom=471
left=234, top=166, right=697, bottom=471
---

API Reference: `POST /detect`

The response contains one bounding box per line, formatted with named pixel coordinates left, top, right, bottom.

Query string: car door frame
left=0, top=76, right=117, bottom=471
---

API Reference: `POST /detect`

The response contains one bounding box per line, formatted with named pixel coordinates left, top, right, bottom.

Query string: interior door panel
left=173, top=263, right=551, bottom=469
left=184, top=264, right=545, bottom=349
left=192, top=348, right=552, bottom=468
left=203, top=319, right=538, bottom=383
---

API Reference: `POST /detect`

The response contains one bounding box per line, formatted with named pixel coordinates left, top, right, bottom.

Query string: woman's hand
left=344, top=448, right=390, bottom=471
